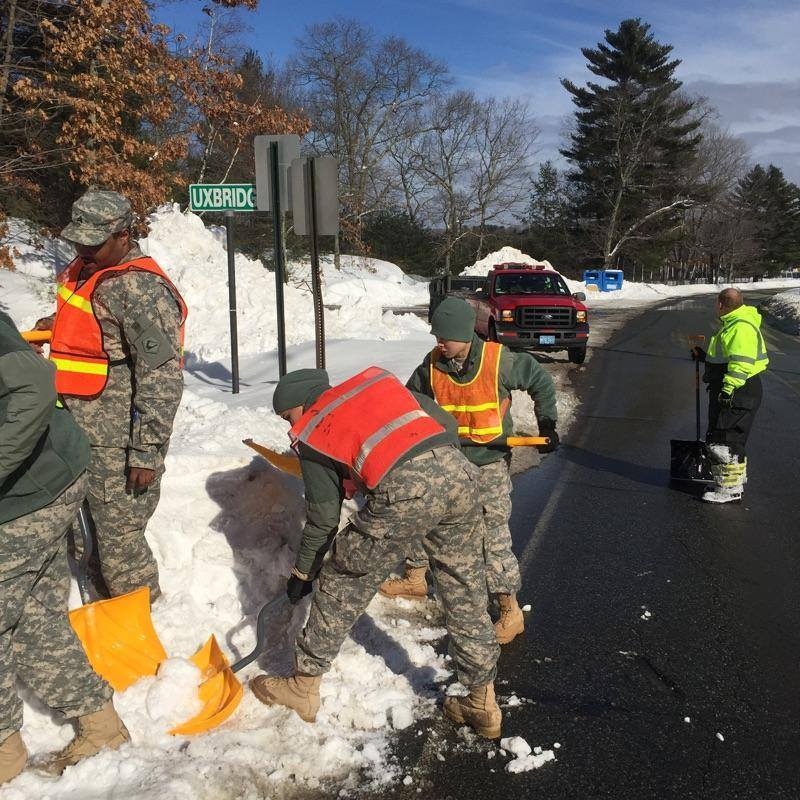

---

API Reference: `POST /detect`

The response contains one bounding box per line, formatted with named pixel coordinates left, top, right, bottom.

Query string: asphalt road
left=381, top=292, right=800, bottom=799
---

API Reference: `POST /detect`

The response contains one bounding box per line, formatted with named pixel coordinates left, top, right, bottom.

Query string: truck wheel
left=488, top=321, right=498, bottom=342
left=568, top=347, right=586, bottom=364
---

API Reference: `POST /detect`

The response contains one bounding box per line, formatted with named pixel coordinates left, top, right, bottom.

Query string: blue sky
left=159, top=0, right=800, bottom=181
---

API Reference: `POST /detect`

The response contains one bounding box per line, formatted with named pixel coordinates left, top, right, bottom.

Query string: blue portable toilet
left=601, top=270, right=624, bottom=292
left=583, top=269, right=602, bottom=290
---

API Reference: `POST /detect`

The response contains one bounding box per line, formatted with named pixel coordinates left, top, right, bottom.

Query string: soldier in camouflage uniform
left=0, top=311, right=128, bottom=784
left=36, top=190, right=186, bottom=600
left=380, top=297, right=559, bottom=645
left=250, top=369, right=503, bottom=739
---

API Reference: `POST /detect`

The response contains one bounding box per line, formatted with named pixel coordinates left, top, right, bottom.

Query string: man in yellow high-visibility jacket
left=692, top=288, right=769, bottom=503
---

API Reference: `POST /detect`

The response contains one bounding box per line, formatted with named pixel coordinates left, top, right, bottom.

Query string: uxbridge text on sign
left=189, top=184, right=256, bottom=212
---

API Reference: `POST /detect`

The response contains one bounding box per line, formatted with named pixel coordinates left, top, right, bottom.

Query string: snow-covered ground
left=1, top=215, right=797, bottom=798
left=762, top=287, right=800, bottom=334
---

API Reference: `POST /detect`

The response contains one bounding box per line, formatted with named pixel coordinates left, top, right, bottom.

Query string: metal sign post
left=189, top=184, right=254, bottom=394
left=270, top=140, right=288, bottom=377
left=224, top=212, right=240, bottom=393
left=254, top=135, right=300, bottom=379
left=291, top=156, right=339, bottom=371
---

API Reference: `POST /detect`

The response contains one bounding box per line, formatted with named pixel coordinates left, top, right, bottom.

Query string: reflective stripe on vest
left=290, top=366, right=446, bottom=489
left=429, top=341, right=508, bottom=443
left=50, top=256, right=188, bottom=398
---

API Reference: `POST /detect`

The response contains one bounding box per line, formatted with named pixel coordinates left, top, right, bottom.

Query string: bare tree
left=289, top=18, right=449, bottom=246
left=469, top=97, right=537, bottom=259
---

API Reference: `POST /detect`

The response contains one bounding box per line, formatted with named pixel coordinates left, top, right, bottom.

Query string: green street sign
left=189, top=183, right=255, bottom=212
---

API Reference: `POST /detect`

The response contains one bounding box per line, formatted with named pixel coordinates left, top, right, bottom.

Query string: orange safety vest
left=50, top=256, right=188, bottom=398
left=430, top=341, right=509, bottom=444
left=290, top=366, right=446, bottom=489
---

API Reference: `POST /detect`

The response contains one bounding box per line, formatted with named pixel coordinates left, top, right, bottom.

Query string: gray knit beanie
left=430, top=297, right=476, bottom=342
left=273, top=369, right=330, bottom=413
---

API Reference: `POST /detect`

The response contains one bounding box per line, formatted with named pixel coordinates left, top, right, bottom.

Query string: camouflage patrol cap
left=61, top=190, right=133, bottom=246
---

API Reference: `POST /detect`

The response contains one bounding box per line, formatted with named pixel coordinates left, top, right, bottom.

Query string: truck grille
left=516, top=306, right=573, bottom=328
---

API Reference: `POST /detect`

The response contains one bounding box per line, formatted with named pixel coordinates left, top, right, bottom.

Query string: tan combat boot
left=443, top=683, right=502, bottom=739
left=251, top=674, right=321, bottom=722
left=494, top=593, right=525, bottom=644
left=378, top=566, right=428, bottom=600
left=40, top=702, right=129, bottom=775
left=0, top=732, right=27, bottom=785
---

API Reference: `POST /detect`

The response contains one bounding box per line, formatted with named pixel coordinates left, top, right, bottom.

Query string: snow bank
left=143, top=205, right=428, bottom=364
left=461, top=246, right=553, bottom=276
left=762, top=287, right=800, bottom=334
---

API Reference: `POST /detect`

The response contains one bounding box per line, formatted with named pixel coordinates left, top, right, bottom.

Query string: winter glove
left=717, top=391, right=734, bottom=411
left=286, top=570, right=313, bottom=605
left=536, top=419, right=559, bottom=453
left=691, top=346, right=706, bottom=362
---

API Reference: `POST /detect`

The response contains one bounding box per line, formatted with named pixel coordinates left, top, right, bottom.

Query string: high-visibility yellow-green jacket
left=706, top=304, right=769, bottom=394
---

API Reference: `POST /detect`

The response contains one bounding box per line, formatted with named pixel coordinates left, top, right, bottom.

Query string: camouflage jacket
left=62, top=244, right=184, bottom=469
left=406, top=334, right=558, bottom=466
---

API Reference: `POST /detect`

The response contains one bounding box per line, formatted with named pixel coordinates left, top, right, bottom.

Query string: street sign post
left=291, top=156, right=340, bottom=370
left=188, top=183, right=255, bottom=393
left=254, top=135, right=300, bottom=377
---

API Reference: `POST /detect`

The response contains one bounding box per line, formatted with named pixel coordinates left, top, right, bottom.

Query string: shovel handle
left=75, top=502, right=94, bottom=605
left=21, top=329, right=52, bottom=343
left=230, top=595, right=287, bottom=674
left=461, top=436, right=550, bottom=448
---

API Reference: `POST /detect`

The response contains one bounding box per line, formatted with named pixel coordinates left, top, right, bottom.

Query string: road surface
left=382, top=291, right=800, bottom=799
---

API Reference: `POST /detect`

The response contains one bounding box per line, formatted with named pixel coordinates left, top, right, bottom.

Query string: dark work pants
left=706, top=375, right=763, bottom=459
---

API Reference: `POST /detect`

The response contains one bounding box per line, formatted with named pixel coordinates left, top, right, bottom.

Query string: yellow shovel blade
left=169, top=635, right=243, bottom=736
left=69, top=587, right=167, bottom=692
left=243, top=438, right=302, bottom=477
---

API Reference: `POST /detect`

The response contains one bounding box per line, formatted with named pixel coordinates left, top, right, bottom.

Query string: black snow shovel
left=670, top=335, right=714, bottom=487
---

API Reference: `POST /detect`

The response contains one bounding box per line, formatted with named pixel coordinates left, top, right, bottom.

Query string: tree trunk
left=0, top=0, right=17, bottom=121
left=333, top=234, right=340, bottom=270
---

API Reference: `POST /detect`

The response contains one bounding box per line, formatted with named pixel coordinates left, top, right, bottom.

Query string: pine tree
left=560, top=18, right=702, bottom=267
left=734, top=164, right=800, bottom=275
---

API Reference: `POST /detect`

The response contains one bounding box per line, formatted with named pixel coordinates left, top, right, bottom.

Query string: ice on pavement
left=500, top=736, right=556, bottom=773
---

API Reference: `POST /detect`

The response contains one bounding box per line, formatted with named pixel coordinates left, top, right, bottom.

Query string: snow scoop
left=68, top=502, right=167, bottom=692
left=669, top=335, right=714, bottom=486
left=168, top=595, right=287, bottom=735
left=67, top=503, right=251, bottom=736
left=243, top=437, right=302, bottom=477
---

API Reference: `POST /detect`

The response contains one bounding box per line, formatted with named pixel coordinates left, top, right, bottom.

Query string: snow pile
left=460, top=246, right=553, bottom=276
left=500, top=736, right=556, bottom=773
left=762, top=287, right=800, bottom=333
left=143, top=206, right=428, bottom=364
left=569, top=277, right=800, bottom=306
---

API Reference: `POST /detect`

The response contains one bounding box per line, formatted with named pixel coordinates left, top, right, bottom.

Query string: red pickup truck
left=429, top=262, right=589, bottom=363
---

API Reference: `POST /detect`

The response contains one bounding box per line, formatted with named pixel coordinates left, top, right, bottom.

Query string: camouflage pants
left=406, top=459, right=521, bottom=595
left=0, top=474, right=112, bottom=744
left=296, top=446, right=499, bottom=688
left=84, top=446, right=164, bottom=598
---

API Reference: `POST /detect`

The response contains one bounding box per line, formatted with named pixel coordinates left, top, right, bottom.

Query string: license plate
left=539, top=335, right=556, bottom=345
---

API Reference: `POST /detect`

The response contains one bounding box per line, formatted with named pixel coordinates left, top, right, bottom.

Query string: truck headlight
left=576, top=310, right=587, bottom=323
left=500, top=310, right=514, bottom=322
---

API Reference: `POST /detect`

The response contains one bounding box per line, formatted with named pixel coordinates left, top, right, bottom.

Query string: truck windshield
left=494, top=273, right=570, bottom=296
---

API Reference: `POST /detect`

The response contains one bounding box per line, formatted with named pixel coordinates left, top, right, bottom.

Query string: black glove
left=286, top=573, right=313, bottom=605
left=691, top=346, right=706, bottom=362
left=536, top=419, right=559, bottom=453
left=717, top=391, right=734, bottom=410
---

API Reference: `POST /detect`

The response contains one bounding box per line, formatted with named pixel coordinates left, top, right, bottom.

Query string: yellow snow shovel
left=67, top=503, right=270, bottom=736
left=68, top=503, right=167, bottom=692
left=243, top=438, right=302, bottom=477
